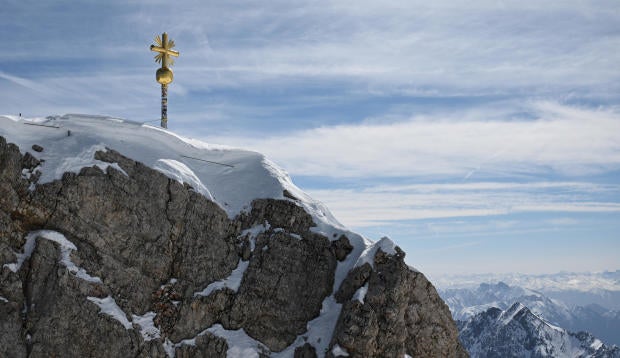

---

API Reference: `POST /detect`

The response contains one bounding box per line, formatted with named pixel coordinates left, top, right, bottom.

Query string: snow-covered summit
left=0, top=113, right=343, bottom=230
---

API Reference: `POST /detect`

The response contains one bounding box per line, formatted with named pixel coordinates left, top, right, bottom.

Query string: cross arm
left=150, top=45, right=180, bottom=57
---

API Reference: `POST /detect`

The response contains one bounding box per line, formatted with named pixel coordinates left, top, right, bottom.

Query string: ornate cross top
left=150, top=32, right=180, bottom=129
left=150, top=32, right=179, bottom=68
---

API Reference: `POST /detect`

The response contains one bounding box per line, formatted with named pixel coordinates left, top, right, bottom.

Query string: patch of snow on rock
left=163, top=339, right=176, bottom=357
left=206, top=324, right=269, bottom=358
left=59, top=247, right=102, bottom=283
left=3, top=232, right=37, bottom=272
left=355, top=236, right=397, bottom=268
left=3, top=230, right=102, bottom=284
left=240, top=222, right=271, bottom=251
left=87, top=296, right=132, bottom=329
left=132, top=311, right=161, bottom=341
left=54, top=144, right=128, bottom=180
left=331, top=343, right=350, bottom=356
left=353, top=283, right=369, bottom=304
left=194, top=259, right=250, bottom=297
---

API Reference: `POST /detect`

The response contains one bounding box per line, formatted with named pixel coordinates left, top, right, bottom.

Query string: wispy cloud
left=209, top=102, right=620, bottom=178
left=0, top=71, right=48, bottom=93
left=306, top=181, right=620, bottom=227
left=3, top=0, right=619, bottom=115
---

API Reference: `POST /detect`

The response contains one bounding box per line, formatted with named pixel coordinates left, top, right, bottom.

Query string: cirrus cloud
left=208, top=102, right=620, bottom=179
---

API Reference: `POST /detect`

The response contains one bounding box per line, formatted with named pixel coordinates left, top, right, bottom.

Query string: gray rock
left=226, top=230, right=337, bottom=351
left=335, top=263, right=372, bottom=303
left=330, top=248, right=467, bottom=357
left=0, top=136, right=465, bottom=357
left=294, top=342, right=318, bottom=358
left=0, top=287, right=26, bottom=357
left=239, top=198, right=314, bottom=235
left=26, top=239, right=141, bottom=358
left=171, top=289, right=235, bottom=342
left=331, top=234, right=353, bottom=262
left=135, top=340, right=168, bottom=358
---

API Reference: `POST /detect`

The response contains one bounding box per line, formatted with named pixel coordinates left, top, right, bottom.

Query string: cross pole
left=150, top=32, right=180, bottom=129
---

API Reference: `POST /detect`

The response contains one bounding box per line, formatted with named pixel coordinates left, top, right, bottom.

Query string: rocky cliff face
left=0, top=135, right=466, bottom=357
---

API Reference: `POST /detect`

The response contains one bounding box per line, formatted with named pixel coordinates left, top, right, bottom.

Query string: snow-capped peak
left=0, top=114, right=343, bottom=230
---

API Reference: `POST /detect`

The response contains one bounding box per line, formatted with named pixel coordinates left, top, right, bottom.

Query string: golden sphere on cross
left=151, top=32, right=179, bottom=86
left=156, top=67, right=174, bottom=85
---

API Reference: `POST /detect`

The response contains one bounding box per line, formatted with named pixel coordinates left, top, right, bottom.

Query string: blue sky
left=1, top=0, right=619, bottom=278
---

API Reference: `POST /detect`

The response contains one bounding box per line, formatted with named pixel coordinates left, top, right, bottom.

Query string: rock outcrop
left=0, top=135, right=466, bottom=357
left=330, top=250, right=467, bottom=357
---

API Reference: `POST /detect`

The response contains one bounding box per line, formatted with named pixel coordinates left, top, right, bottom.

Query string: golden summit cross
left=150, top=32, right=180, bottom=129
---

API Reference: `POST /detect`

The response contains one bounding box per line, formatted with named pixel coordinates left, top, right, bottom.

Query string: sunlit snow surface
left=0, top=114, right=405, bottom=358
left=0, top=114, right=312, bottom=218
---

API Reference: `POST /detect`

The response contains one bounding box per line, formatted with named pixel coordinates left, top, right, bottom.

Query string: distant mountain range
left=438, top=279, right=620, bottom=357
left=458, top=303, right=620, bottom=358
left=434, top=271, right=620, bottom=310
left=440, top=281, right=620, bottom=347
